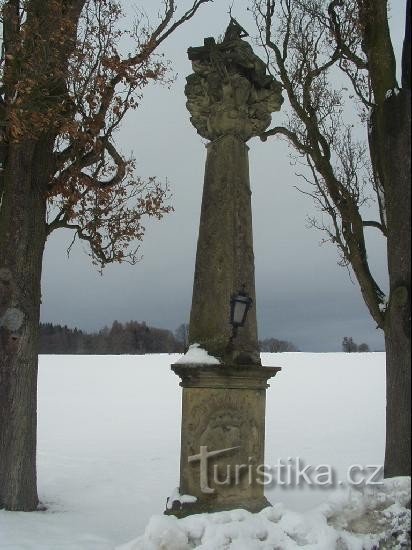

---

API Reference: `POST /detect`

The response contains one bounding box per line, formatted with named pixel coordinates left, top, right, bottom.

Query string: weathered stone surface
left=185, top=19, right=283, bottom=142
left=166, top=364, right=281, bottom=517
left=186, top=20, right=282, bottom=365
left=188, top=135, right=259, bottom=364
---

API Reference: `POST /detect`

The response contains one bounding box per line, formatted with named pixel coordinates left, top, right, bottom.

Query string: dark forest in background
left=39, top=322, right=300, bottom=354
left=39, top=321, right=182, bottom=354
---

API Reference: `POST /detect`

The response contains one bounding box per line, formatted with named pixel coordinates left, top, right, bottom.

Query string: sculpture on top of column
left=185, top=18, right=283, bottom=143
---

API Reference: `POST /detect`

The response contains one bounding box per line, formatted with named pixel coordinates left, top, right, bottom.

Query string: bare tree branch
left=260, top=125, right=309, bottom=153
left=362, top=219, right=386, bottom=234
left=328, top=0, right=368, bottom=70
left=252, top=0, right=387, bottom=328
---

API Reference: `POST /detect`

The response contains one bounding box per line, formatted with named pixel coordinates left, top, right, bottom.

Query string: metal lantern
left=230, top=286, right=253, bottom=334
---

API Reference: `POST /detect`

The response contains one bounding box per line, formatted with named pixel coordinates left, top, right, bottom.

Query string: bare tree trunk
left=0, top=139, right=51, bottom=510
left=256, top=0, right=411, bottom=477
left=357, top=0, right=411, bottom=477
left=0, top=0, right=87, bottom=510
left=382, top=87, right=411, bottom=477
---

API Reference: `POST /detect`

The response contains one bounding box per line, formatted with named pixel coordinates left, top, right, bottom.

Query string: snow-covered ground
left=0, top=353, right=410, bottom=549
left=123, top=478, right=411, bottom=549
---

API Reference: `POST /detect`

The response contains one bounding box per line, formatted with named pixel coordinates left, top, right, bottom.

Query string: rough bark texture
left=0, top=0, right=87, bottom=510
left=0, top=140, right=52, bottom=510
left=381, top=88, right=411, bottom=477
left=359, top=0, right=411, bottom=477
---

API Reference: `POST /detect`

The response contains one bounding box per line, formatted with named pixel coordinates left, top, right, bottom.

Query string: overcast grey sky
left=41, top=0, right=407, bottom=351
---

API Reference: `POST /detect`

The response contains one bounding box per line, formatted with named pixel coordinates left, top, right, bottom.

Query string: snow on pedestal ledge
left=176, top=343, right=221, bottom=365
left=118, top=477, right=411, bottom=550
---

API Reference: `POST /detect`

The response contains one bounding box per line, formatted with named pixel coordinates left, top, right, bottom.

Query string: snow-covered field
left=0, top=353, right=410, bottom=549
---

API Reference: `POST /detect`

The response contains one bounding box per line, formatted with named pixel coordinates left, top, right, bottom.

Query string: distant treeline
left=342, top=337, right=370, bottom=353
left=39, top=322, right=299, bottom=355
left=39, top=321, right=183, bottom=355
left=259, top=338, right=299, bottom=353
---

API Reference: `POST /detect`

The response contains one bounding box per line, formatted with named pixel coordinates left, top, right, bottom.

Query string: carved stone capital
left=185, top=35, right=283, bottom=142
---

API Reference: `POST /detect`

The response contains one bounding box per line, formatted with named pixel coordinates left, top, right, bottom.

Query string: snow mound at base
left=119, top=478, right=410, bottom=550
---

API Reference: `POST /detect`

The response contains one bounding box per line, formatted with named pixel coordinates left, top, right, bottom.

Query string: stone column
left=189, top=135, right=259, bottom=364
left=166, top=20, right=283, bottom=517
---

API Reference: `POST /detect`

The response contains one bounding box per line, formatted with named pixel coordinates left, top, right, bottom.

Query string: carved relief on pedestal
left=185, top=19, right=283, bottom=142
left=184, top=390, right=263, bottom=494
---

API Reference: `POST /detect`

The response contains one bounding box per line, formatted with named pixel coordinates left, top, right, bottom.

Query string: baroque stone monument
left=166, top=20, right=283, bottom=517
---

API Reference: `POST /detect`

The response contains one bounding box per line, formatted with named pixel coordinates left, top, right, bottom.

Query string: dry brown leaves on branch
left=0, top=0, right=211, bottom=268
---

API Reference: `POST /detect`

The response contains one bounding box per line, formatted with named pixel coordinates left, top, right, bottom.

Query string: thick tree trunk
left=382, top=89, right=411, bottom=477
left=359, top=0, right=411, bottom=478
left=0, top=0, right=88, bottom=511
left=0, top=140, right=50, bottom=510
left=385, top=328, right=411, bottom=477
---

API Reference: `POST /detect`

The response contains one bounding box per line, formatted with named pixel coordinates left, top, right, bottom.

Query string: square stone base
left=165, top=363, right=280, bottom=517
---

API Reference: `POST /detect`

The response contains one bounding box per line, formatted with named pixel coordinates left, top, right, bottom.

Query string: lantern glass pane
left=233, top=300, right=248, bottom=325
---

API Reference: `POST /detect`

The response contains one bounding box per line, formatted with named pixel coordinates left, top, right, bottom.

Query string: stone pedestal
left=166, top=364, right=281, bottom=517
